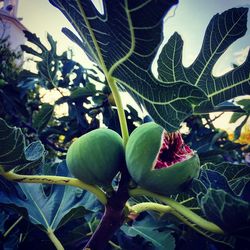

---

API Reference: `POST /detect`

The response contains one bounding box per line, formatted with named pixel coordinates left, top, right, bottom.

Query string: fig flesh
left=126, top=122, right=200, bottom=195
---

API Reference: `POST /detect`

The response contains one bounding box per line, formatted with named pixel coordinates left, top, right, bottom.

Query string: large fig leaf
left=48, top=0, right=207, bottom=131
left=121, top=216, right=175, bottom=250
left=201, top=189, right=250, bottom=234
left=158, top=8, right=250, bottom=113
left=0, top=118, right=45, bottom=172
left=185, top=163, right=250, bottom=247
left=0, top=162, right=101, bottom=232
left=203, top=162, right=250, bottom=196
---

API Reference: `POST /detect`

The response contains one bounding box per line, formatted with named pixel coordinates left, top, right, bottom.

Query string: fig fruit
left=126, top=122, right=200, bottom=195
left=66, top=128, right=124, bottom=187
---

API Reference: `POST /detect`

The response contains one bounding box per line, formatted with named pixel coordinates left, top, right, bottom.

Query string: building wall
left=0, top=16, right=26, bottom=51
left=0, top=0, right=26, bottom=52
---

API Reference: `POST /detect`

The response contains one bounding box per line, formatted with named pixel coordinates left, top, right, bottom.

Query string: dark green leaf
left=56, top=206, right=87, bottom=231
left=237, top=99, right=250, bottom=112
left=229, top=98, right=250, bottom=140
left=230, top=112, right=245, bottom=123
left=0, top=118, right=26, bottom=172
left=22, top=30, right=47, bottom=52
left=159, top=8, right=250, bottom=115
left=201, top=189, right=250, bottom=233
left=0, top=119, right=44, bottom=172
left=0, top=210, right=9, bottom=234
left=21, top=31, right=65, bottom=89
left=92, top=95, right=105, bottom=105
left=0, top=162, right=101, bottom=232
left=229, top=99, right=250, bottom=123
left=121, top=217, right=175, bottom=250
left=70, top=83, right=96, bottom=100
left=196, top=100, right=245, bottom=113
left=33, top=103, right=54, bottom=133
left=233, top=115, right=249, bottom=140
left=47, top=33, right=57, bottom=54
left=204, top=162, right=250, bottom=195
left=199, top=169, right=234, bottom=194
left=49, top=0, right=207, bottom=131
left=184, top=120, right=243, bottom=164
left=24, top=141, right=45, bottom=161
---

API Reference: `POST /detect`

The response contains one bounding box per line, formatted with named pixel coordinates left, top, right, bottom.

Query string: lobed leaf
left=201, top=188, right=250, bottom=234
left=49, top=0, right=207, bottom=131
left=204, top=162, right=250, bottom=196
left=158, top=8, right=250, bottom=115
left=121, top=216, right=175, bottom=250
left=0, top=119, right=44, bottom=172
left=0, top=162, right=101, bottom=232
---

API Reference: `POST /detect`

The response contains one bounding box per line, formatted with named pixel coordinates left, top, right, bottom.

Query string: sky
left=17, top=0, right=250, bottom=70
left=17, top=0, right=250, bottom=131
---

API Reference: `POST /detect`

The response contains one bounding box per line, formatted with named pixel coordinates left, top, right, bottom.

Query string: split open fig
left=126, top=122, right=200, bottom=195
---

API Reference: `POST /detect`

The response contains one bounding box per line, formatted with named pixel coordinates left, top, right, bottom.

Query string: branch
left=84, top=166, right=130, bottom=249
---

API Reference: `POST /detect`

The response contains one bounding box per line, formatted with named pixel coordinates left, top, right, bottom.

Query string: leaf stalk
left=47, top=228, right=64, bottom=250
left=3, top=216, right=23, bottom=238
left=1, top=171, right=107, bottom=205
left=107, top=76, right=129, bottom=145
left=129, top=188, right=224, bottom=234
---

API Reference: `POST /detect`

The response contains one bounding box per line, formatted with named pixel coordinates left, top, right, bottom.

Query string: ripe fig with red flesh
left=126, top=122, right=200, bottom=195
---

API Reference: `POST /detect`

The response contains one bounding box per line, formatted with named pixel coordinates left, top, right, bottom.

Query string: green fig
left=126, top=122, right=200, bottom=195
left=66, top=128, right=124, bottom=187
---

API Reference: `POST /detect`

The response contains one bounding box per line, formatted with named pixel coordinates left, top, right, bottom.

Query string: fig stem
left=107, top=76, right=129, bottom=145
left=1, top=171, right=107, bottom=205
left=129, top=188, right=224, bottom=234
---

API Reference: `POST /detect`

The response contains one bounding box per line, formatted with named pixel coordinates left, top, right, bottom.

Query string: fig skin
left=126, top=122, right=200, bottom=196
left=66, top=128, right=124, bottom=187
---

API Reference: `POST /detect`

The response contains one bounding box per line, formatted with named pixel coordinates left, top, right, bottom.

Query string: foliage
left=0, top=118, right=45, bottom=172
left=0, top=28, right=142, bottom=249
left=0, top=30, right=141, bottom=155
left=0, top=38, right=22, bottom=82
left=0, top=162, right=102, bottom=247
left=0, top=39, right=32, bottom=129
left=184, top=115, right=248, bottom=165
left=229, top=98, right=250, bottom=141
left=0, top=1, right=250, bottom=250
left=49, top=0, right=250, bottom=132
